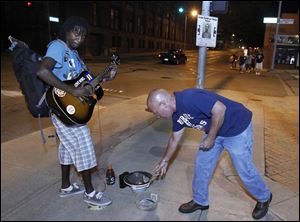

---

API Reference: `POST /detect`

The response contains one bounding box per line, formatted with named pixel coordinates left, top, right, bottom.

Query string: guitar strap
left=38, top=39, right=71, bottom=112
left=38, top=39, right=73, bottom=144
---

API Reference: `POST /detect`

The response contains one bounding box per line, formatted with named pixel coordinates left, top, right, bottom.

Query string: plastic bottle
left=106, top=164, right=115, bottom=185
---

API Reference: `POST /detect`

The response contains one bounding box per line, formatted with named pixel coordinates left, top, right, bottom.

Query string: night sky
left=214, top=1, right=299, bottom=47
left=281, top=1, right=299, bottom=13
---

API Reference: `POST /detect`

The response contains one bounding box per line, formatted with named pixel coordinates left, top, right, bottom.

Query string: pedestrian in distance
left=238, top=54, right=246, bottom=73
left=229, top=53, right=237, bottom=69
left=37, top=16, right=112, bottom=207
left=255, top=50, right=264, bottom=76
left=251, top=52, right=256, bottom=73
left=146, top=88, right=272, bottom=220
left=245, top=53, right=253, bottom=73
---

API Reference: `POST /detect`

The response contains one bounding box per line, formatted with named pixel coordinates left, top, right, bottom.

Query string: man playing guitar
left=37, top=16, right=115, bottom=208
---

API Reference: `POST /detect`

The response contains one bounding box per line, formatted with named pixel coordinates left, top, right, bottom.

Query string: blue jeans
left=193, top=121, right=271, bottom=206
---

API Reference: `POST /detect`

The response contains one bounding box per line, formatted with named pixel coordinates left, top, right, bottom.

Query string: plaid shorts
left=51, top=114, right=97, bottom=172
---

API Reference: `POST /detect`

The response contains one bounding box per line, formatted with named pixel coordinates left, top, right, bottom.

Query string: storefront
left=263, top=12, right=299, bottom=70
left=275, top=35, right=299, bottom=67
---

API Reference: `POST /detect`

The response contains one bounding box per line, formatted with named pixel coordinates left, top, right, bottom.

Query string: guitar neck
left=90, top=64, right=114, bottom=88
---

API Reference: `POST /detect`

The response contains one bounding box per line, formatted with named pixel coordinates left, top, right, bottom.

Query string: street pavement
left=1, top=68, right=299, bottom=221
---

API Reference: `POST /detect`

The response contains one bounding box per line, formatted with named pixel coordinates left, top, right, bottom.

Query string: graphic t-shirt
left=44, top=39, right=84, bottom=81
left=255, top=53, right=264, bottom=63
left=172, top=88, right=252, bottom=137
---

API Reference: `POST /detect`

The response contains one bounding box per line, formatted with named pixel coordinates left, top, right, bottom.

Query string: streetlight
left=178, top=7, right=198, bottom=51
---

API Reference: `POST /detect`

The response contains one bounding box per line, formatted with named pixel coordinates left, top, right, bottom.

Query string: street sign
left=263, top=17, right=294, bottom=24
left=279, top=19, right=294, bottom=24
left=196, top=15, right=218, bottom=47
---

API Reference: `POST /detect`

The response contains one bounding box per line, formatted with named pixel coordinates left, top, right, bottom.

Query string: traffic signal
left=26, top=2, right=32, bottom=7
left=210, top=1, right=228, bottom=14
left=178, top=7, right=184, bottom=13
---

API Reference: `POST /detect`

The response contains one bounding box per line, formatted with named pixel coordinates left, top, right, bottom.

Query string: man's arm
left=155, top=128, right=185, bottom=177
left=201, top=100, right=226, bottom=150
left=37, top=57, right=91, bottom=97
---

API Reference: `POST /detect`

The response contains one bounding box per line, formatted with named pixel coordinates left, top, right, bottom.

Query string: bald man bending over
left=146, top=88, right=272, bottom=220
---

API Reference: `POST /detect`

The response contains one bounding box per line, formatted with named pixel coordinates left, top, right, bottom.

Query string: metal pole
left=184, top=15, right=187, bottom=51
left=271, top=1, right=282, bottom=70
left=197, top=1, right=211, bottom=89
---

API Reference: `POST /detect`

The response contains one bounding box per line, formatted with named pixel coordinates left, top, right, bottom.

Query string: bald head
left=147, top=89, right=169, bottom=107
left=147, top=89, right=175, bottom=118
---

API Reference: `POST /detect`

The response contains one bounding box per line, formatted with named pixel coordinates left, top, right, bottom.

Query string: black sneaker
left=252, top=193, right=272, bottom=219
left=178, top=200, right=209, bottom=213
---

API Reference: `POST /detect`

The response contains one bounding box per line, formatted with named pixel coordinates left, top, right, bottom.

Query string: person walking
left=255, top=50, right=264, bottom=75
left=238, top=54, right=246, bottom=73
left=229, top=53, right=237, bottom=69
left=251, top=52, right=256, bottom=73
left=147, top=88, right=272, bottom=220
left=245, top=53, right=253, bottom=73
left=37, top=16, right=112, bottom=207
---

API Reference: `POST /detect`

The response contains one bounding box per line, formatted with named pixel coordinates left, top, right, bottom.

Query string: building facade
left=263, top=12, right=299, bottom=69
left=1, top=1, right=199, bottom=58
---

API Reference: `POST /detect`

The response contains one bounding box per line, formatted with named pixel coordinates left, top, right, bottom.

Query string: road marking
left=1, top=90, right=23, bottom=97
left=103, top=88, right=124, bottom=94
left=96, top=105, right=106, bottom=109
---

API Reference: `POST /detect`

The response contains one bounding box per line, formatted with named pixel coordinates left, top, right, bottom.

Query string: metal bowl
left=123, top=171, right=153, bottom=193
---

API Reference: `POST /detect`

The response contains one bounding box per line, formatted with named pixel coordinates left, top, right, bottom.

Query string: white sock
left=86, top=190, right=96, bottom=197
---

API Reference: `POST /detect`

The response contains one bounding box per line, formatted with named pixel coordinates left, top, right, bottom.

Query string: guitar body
left=46, top=71, right=104, bottom=126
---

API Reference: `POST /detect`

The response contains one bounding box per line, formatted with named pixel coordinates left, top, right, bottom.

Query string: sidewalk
left=1, top=90, right=299, bottom=220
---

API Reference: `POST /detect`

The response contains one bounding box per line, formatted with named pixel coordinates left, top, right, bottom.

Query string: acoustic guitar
left=46, top=54, right=120, bottom=126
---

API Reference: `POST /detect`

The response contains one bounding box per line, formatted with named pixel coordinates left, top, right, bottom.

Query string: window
left=91, top=2, right=97, bottom=26
left=137, top=15, right=145, bottom=35
left=111, top=8, right=121, bottom=31
left=112, top=36, right=122, bottom=47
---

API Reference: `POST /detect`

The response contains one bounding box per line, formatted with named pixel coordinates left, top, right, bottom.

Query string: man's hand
left=199, top=101, right=225, bottom=152
left=154, top=159, right=169, bottom=178
left=71, top=85, right=93, bottom=97
left=199, top=136, right=215, bottom=151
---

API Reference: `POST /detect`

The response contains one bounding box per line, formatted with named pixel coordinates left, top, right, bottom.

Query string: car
left=158, top=49, right=187, bottom=65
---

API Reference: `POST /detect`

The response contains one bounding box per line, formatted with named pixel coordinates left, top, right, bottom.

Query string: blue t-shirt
left=172, top=88, right=252, bottom=137
left=44, top=39, right=85, bottom=81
